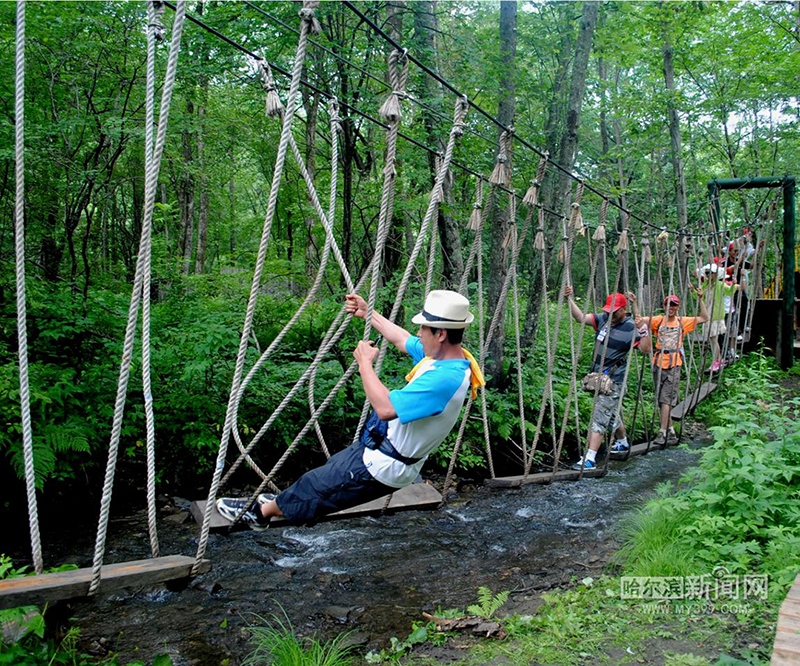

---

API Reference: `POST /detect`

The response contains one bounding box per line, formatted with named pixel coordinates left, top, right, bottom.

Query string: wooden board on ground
left=0, top=555, right=211, bottom=611
left=671, top=382, right=717, bottom=421
left=772, top=573, right=800, bottom=665
left=485, top=467, right=605, bottom=488
left=190, top=482, right=443, bottom=530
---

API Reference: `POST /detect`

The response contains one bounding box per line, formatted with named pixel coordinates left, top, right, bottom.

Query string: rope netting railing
left=187, top=0, right=473, bottom=561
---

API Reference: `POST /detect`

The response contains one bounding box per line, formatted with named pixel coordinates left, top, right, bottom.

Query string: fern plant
left=467, top=586, right=509, bottom=619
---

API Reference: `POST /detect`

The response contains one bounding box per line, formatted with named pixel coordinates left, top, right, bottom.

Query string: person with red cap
left=564, top=286, right=651, bottom=468
left=636, top=286, right=708, bottom=446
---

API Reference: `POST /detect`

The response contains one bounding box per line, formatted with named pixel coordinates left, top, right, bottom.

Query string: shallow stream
left=20, top=431, right=710, bottom=665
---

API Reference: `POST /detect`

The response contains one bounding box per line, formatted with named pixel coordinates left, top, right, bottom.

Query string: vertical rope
left=143, top=0, right=160, bottom=561
left=91, top=1, right=186, bottom=594
left=193, top=2, right=316, bottom=573
left=15, top=0, right=43, bottom=575
left=309, top=100, right=342, bottom=458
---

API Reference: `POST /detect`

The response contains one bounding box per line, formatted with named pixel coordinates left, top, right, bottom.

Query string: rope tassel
left=379, top=49, right=408, bottom=122
left=522, top=179, right=539, bottom=206
left=592, top=224, right=606, bottom=242
left=615, top=229, right=629, bottom=253
left=656, top=228, right=669, bottom=246
left=259, top=61, right=283, bottom=118
left=570, top=201, right=585, bottom=233
left=467, top=178, right=483, bottom=231
left=490, top=128, right=513, bottom=187
left=641, top=236, right=652, bottom=263
left=523, top=152, right=548, bottom=206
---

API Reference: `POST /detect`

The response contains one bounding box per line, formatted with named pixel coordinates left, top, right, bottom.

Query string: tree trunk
left=195, top=106, right=209, bottom=274
left=661, top=12, right=688, bottom=230
left=485, top=0, right=517, bottom=388
left=523, top=2, right=597, bottom=351
left=521, top=4, right=574, bottom=349
left=301, top=68, right=320, bottom=279
left=412, top=0, right=464, bottom=290
left=548, top=1, right=599, bottom=219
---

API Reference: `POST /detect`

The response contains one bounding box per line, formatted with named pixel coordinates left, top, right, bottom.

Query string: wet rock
left=191, top=579, right=223, bottom=595
left=341, top=630, right=369, bottom=649
left=323, top=605, right=350, bottom=623
left=172, top=496, right=191, bottom=510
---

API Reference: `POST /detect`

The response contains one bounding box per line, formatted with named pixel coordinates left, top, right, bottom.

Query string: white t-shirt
left=362, top=337, right=471, bottom=488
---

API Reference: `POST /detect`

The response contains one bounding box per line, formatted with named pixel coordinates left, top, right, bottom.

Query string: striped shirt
left=589, top=312, right=642, bottom=383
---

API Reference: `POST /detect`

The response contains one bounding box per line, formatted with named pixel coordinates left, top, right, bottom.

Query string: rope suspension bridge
left=2, top=0, right=797, bottom=615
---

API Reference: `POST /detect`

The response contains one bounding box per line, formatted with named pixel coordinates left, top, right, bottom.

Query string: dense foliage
left=0, top=2, right=797, bottom=508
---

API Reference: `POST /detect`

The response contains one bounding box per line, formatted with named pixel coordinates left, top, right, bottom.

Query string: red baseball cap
left=665, top=294, right=680, bottom=306
left=602, top=293, right=627, bottom=313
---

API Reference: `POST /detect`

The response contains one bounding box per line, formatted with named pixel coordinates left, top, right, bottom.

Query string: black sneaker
left=215, top=493, right=275, bottom=531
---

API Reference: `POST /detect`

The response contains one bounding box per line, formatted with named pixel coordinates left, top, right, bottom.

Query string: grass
left=244, top=611, right=357, bottom=666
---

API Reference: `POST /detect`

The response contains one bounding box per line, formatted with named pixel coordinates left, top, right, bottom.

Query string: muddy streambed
left=33, top=432, right=708, bottom=665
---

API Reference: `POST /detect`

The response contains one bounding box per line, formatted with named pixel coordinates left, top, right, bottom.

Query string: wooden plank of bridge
left=0, top=555, right=211, bottom=611
left=671, top=381, right=717, bottom=421
left=190, top=482, right=442, bottom=530
left=772, top=573, right=800, bottom=665
left=485, top=467, right=605, bottom=488
left=608, top=441, right=663, bottom=461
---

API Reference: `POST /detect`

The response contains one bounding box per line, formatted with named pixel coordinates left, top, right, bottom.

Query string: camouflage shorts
left=590, top=384, right=622, bottom=434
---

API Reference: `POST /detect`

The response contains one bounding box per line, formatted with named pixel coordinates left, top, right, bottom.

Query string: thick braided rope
left=458, top=186, right=539, bottom=482
left=425, top=208, right=439, bottom=296
left=603, top=239, right=641, bottom=473
left=193, top=2, right=315, bottom=574
left=530, top=215, right=560, bottom=474
left=219, top=94, right=466, bottom=523
left=350, top=50, right=410, bottom=447
left=15, top=0, right=43, bottom=575
left=509, top=219, right=528, bottom=468
left=669, top=235, right=694, bottom=445
left=685, top=233, right=711, bottom=407
left=520, top=183, right=582, bottom=477
left=542, top=193, right=588, bottom=475
left=228, top=97, right=341, bottom=481
left=444, top=180, right=491, bottom=496
left=220, top=176, right=405, bottom=488
left=445, top=189, right=494, bottom=493
left=626, top=249, right=654, bottom=449
left=225, top=51, right=406, bottom=487
left=476, top=212, right=493, bottom=479
left=227, top=124, right=356, bottom=473
left=90, top=1, right=186, bottom=594
left=309, top=100, right=342, bottom=458
left=643, top=230, right=671, bottom=453
left=143, top=0, right=160, bottom=560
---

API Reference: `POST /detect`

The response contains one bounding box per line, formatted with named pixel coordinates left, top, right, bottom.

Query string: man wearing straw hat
left=216, top=290, right=484, bottom=528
